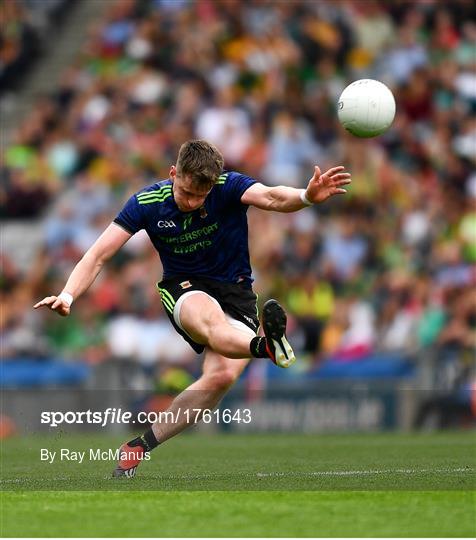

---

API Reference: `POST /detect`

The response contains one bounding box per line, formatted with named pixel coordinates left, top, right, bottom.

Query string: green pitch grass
left=1, top=432, right=475, bottom=537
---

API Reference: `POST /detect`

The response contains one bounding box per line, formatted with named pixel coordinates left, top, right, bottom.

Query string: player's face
left=170, top=166, right=212, bottom=212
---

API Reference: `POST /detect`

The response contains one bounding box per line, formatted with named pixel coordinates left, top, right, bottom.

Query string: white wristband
left=58, top=292, right=74, bottom=307
left=300, top=189, right=313, bottom=206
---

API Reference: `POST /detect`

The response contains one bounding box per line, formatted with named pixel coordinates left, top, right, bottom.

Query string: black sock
left=250, top=336, right=269, bottom=358
left=128, top=428, right=160, bottom=452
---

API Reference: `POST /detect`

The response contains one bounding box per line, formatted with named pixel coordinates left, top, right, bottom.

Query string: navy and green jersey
left=114, top=171, right=257, bottom=283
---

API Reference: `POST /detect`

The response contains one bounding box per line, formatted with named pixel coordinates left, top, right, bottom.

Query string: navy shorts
left=157, top=276, right=259, bottom=353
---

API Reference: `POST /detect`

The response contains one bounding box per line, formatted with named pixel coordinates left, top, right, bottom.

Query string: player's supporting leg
left=152, top=349, right=249, bottom=442
left=112, top=349, right=248, bottom=477
left=112, top=293, right=294, bottom=477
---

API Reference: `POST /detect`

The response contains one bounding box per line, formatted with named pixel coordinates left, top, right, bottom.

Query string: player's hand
left=304, top=165, right=351, bottom=204
left=33, top=296, right=71, bottom=317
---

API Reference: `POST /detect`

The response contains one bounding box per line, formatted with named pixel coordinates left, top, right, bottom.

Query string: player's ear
left=170, top=165, right=176, bottom=180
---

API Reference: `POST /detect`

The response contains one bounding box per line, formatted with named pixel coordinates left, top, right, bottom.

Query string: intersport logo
left=158, top=220, right=176, bottom=228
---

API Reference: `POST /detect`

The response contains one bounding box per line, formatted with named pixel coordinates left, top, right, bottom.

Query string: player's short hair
left=176, top=140, right=224, bottom=188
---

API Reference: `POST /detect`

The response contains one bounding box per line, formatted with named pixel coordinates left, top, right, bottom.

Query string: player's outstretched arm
left=241, top=165, right=351, bottom=212
left=34, top=223, right=132, bottom=316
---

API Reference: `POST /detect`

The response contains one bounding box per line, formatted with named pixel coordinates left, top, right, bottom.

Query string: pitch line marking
left=255, top=467, right=474, bottom=478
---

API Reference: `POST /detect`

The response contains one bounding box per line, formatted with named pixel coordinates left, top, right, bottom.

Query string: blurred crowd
left=1, top=0, right=475, bottom=389
left=0, top=0, right=71, bottom=95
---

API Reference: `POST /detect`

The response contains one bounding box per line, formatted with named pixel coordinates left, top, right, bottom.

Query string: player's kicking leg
left=261, top=299, right=295, bottom=368
left=173, top=293, right=296, bottom=368
left=112, top=295, right=294, bottom=477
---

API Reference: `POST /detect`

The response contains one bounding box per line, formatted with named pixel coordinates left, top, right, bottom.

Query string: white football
left=337, top=79, right=396, bottom=138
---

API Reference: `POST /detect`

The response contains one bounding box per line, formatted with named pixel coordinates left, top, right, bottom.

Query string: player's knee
left=206, top=369, right=239, bottom=392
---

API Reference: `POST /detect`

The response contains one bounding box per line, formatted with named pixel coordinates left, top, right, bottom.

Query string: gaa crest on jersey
left=157, top=220, right=176, bottom=228
left=200, top=206, right=208, bottom=219
left=180, top=281, right=192, bottom=289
